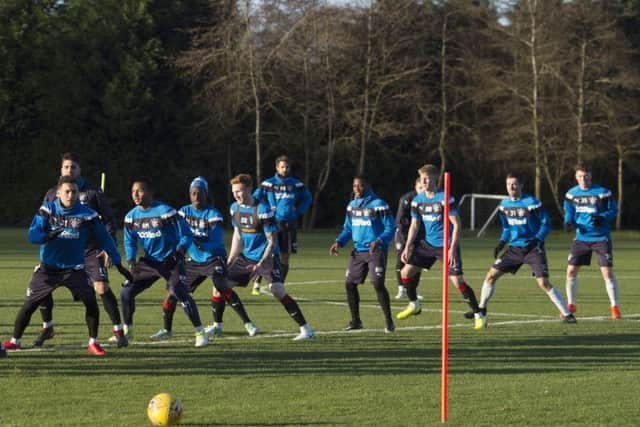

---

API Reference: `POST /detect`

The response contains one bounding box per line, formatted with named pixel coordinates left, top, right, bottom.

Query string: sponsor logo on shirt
left=138, top=230, right=162, bottom=239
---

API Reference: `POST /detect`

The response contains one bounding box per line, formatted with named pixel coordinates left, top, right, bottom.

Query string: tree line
left=1, top=0, right=638, bottom=229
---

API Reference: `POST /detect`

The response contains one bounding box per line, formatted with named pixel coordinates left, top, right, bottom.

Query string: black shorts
left=346, top=250, right=387, bottom=286
left=568, top=239, right=613, bottom=267
left=84, top=248, right=109, bottom=283
left=185, top=257, right=230, bottom=293
left=227, top=254, right=282, bottom=286
left=27, top=264, right=95, bottom=304
left=493, top=244, right=549, bottom=278
left=129, top=256, right=188, bottom=293
left=277, top=221, right=298, bottom=254
left=406, top=241, right=463, bottom=276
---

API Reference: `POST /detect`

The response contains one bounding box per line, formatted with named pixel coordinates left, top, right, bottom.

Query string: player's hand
left=448, top=247, right=457, bottom=266
left=45, top=228, right=64, bottom=241
left=114, top=263, right=134, bottom=282
left=369, top=240, right=381, bottom=254
left=564, top=221, right=575, bottom=233
left=591, top=215, right=605, bottom=227
left=493, top=240, right=506, bottom=259
left=329, top=242, right=339, bottom=256
left=97, top=250, right=113, bottom=268
left=400, top=246, right=411, bottom=264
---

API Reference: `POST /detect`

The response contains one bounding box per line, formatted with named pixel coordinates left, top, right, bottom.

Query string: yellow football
left=147, top=392, right=183, bottom=426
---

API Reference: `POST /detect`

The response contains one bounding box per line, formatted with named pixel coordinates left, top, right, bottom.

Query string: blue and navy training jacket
left=179, top=204, right=227, bottom=262
left=124, top=200, right=193, bottom=263
left=253, top=174, right=312, bottom=223
left=335, top=188, right=396, bottom=252
left=230, top=200, right=279, bottom=262
left=29, top=199, right=121, bottom=269
left=498, top=194, right=550, bottom=247
left=410, top=190, right=458, bottom=248
left=564, top=184, right=617, bottom=242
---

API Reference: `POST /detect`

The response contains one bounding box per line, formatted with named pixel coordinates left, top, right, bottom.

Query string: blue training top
left=498, top=194, right=550, bottom=247
left=230, top=200, right=279, bottom=262
left=564, top=184, right=617, bottom=242
left=253, top=174, right=312, bottom=223
left=335, top=188, right=396, bottom=252
left=29, top=199, right=121, bottom=269
left=123, top=200, right=193, bottom=263
left=410, top=190, right=458, bottom=247
left=179, top=204, right=227, bottom=262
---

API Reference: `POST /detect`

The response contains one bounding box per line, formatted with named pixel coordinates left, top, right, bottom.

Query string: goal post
left=457, top=193, right=506, bottom=237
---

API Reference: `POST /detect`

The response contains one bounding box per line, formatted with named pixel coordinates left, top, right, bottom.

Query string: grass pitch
left=1, top=228, right=639, bottom=426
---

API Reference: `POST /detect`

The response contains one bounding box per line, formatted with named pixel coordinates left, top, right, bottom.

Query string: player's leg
left=279, top=221, right=296, bottom=282
left=344, top=252, right=367, bottom=330
left=368, top=251, right=394, bottom=333
left=476, top=267, right=505, bottom=329
left=88, top=253, right=127, bottom=346
left=4, top=266, right=58, bottom=350
left=120, top=259, right=159, bottom=335
left=397, top=263, right=422, bottom=320
left=166, top=259, right=207, bottom=347
left=536, top=277, right=576, bottom=323
left=214, top=266, right=258, bottom=336
left=394, top=246, right=407, bottom=299
left=31, top=293, right=55, bottom=347
left=595, top=240, right=620, bottom=319
left=65, top=270, right=107, bottom=356
left=268, top=281, right=314, bottom=341
left=566, top=240, right=590, bottom=314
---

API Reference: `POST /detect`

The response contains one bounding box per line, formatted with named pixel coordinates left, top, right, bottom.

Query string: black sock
left=83, top=297, right=100, bottom=339
left=39, top=293, right=54, bottom=324
left=374, top=284, right=393, bottom=325
left=405, top=276, right=419, bottom=301
left=281, top=263, right=290, bottom=282
left=345, top=282, right=360, bottom=323
left=211, top=296, right=226, bottom=323
left=460, top=283, right=480, bottom=312
left=224, top=290, right=250, bottom=323
left=280, top=294, right=306, bottom=326
left=100, top=288, right=122, bottom=326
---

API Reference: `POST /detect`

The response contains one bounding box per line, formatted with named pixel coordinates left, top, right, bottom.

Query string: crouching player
left=149, top=177, right=258, bottom=339
left=3, top=176, right=132, bottom=356
left=227, top=174, right=314, bottom=341
left=119, top=177, right=208, bottom=347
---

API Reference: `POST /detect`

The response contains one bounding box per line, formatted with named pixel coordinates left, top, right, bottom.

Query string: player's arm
left=256, top=230, right=277, bottom=267
left=227, top=227, right=243, bottom=265
left=534, top=208, right=551, bottom=241
left=91, top=218, right=122, bottom=266
left=400, top=217, right=419, bottom=263
left=331, top=212, right=352, bottom=254
left=94, top=188, right=118, bottom=239
left=373, top=206, right=396, bottom=252
left=600, top=193, right=618, bottom=223
left=28, top=208, right=58, bottom=244
left=173, top=215, right=193, bottom=256
left=296, top=185, right=312, bottom=216
left=123, top=219, right=139, bottom=266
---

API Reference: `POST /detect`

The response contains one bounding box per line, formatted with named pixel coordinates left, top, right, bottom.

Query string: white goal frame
left=458, top=193, right=507, bottom=237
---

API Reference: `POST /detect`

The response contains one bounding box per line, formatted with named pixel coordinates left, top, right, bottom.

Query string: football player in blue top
left=3, top=176, right=132, bottom=356
left=227, top=174, right=314, bottom=341
left=251, top=155, right=312, bottom=295
left=564, top=163, right=621, bottom=319
left=477, top=172, right=576, bottom=329
left=398, top=164, right=481, bottom=325
left=120, top=177, right=208, bottom=347
left=149, top=177, right=258, bottom=340
left=330, top=175, right=396, bottom=333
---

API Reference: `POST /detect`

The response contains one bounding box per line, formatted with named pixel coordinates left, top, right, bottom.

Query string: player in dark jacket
left=35, top=152, right=127, bottom=348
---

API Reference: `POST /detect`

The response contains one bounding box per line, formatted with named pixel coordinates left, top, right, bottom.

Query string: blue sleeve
left=176, top=216, right=194, bottom=252
left=296, top=186, right=312, bottom=216
left=123, top=222, right=138, bottom=262
left=252, top=186, right=265, bottom=203
left=498, top=211, right=510, bottom=243
left=535, top=209, right=551, bottom=241
left=28, top=213, right=50, bottom=244
left=335, top=213, right=352, bottom=247
left=601, top=197, right=618, bottom=223
left=92, top=220, right=122, bottom=265
left=563, top=196, right=575, bottom=224
left=378, top=210, right=396, bottom=246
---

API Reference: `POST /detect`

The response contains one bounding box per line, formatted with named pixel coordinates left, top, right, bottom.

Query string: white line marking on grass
left=6, top=314, right=639, bottom=355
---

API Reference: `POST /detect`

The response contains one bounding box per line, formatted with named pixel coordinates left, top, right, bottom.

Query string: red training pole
left=441, top=172, right=450, bottom=423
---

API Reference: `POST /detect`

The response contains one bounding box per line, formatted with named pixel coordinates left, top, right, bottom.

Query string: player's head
left=352, top=174, right=369, bottom=199
left=189, top=176, right=209, bottom=209
left=57, top=175, right=79, bottom=208
left=414, top=177, right=423, bottom=193
left=275, top=155, right=291, bottom=177
left=505, top=172, right=523, bottom=199
left=417, top=164, right=439, bottom=192
left=230, top=174, right=253, bottom=205
left=574, top=163, right=592, bottom=190
left=131, top=177, right=154, bottom=208
left=60, top=152, right=81, bottom=180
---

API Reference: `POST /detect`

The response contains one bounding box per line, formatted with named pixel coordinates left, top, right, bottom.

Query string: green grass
left=1, top=228, right=639, bottom=426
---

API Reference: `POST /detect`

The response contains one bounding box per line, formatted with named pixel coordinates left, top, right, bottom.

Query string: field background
left=1, top=228, right=638, bottom=426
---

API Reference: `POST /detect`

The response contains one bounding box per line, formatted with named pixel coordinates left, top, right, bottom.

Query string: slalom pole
left=441, top=172, right=450, bottom=423
left=100, top=172, right=106, bottom=192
